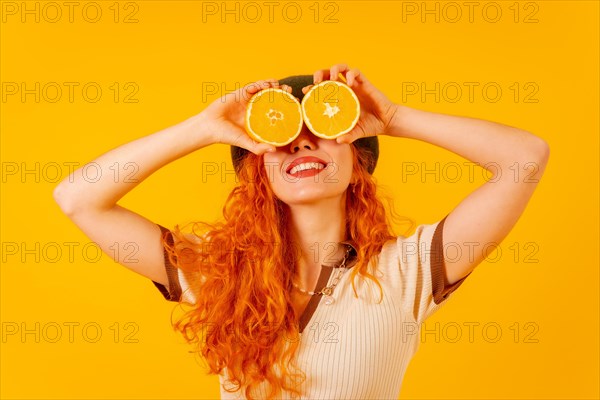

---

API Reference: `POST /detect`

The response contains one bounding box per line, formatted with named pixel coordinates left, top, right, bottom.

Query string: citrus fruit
left=301, top=80, right=360, bottom=139
left=245, top=88, right=303, bottom=146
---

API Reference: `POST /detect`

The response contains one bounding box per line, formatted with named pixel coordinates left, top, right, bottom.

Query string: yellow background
left=1, top=1, right=598, bottom=399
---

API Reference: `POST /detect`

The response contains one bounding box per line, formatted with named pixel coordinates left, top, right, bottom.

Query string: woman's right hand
left=199, top=78, right=283, bottom=155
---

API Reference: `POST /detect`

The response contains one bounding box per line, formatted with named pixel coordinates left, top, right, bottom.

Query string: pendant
left=324, top=295, right=335, bottom=305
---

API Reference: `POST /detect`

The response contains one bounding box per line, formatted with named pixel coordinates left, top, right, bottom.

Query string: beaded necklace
left=291, top=244, right=352, bottom=305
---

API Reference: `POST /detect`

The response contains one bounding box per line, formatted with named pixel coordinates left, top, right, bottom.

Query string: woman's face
left=262, top=124, right=354, bottom=205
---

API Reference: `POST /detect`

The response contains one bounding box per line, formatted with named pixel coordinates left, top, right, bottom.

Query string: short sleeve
left=396, top=215, right=471, bottom=324
left=152, top=224, right=197, bottom=305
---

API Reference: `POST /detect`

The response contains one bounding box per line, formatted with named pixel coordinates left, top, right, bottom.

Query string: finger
left=249, top=78, right=279, bottom=90
left=336, top=134, right=355, bottom=145
left=243, top=80, right=281, bottom=104
left=281, top=84, right=293, bottom=93
left=314, top=69, right=330, bottom=84
left=268, top=79, right=281, bottom=88
left=257, top=143, right=277, bottom=155
left=330, top=64, right=350, bottom=82
left=245, top=140, right=276, bottom=155
left=262, top=78, right=278, bottom=86
left=302, top=84, right=314, bottom=94
left=252, top=141, right=277, bottom=155
left=236, top=131, right=276, bottom=155
left=346, top=68, right=362, bottom=87
left=336, top=126, right=370, bottom=144
left=244, top=80, right=272, bottom=95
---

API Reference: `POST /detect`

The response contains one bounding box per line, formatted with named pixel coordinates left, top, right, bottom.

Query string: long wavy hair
left=161, top=143, right=413, bottom=399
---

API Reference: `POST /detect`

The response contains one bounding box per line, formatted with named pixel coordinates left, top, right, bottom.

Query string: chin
left=278, top=188, right=346, bottom=205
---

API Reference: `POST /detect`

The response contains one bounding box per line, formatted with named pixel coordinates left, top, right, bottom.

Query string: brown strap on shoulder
left=431, top=215, right=471, bottom=304
left=153, top=224, right=183, bottom=302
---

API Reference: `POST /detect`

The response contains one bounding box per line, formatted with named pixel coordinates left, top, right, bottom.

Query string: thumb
left=336, top=133, right=357, bottom=145
left=237, top=132, right=276, bottom=155
left=251, top=141, right=277, bottom=155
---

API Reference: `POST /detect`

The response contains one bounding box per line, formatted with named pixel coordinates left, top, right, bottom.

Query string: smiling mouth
left=287, top=162, right=327, bottom=177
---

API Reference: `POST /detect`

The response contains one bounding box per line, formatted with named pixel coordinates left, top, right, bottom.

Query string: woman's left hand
left=302, top=64, right=398, bottom=144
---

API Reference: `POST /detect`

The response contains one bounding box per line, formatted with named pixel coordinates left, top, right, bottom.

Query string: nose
left=289, top=128, right=317, bottom=153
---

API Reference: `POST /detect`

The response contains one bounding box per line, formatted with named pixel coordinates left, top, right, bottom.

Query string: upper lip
left=285, top=156, right=328, bottom=174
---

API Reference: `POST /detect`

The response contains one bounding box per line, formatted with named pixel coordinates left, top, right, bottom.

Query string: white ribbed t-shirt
left=152, top=217, right=471, bottom=399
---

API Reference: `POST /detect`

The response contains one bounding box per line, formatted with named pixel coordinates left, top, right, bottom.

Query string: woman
left=53, top=64, right=550, bottom=399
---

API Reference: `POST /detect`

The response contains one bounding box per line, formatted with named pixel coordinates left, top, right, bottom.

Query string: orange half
left=301, top=80, right=360, bottom=139
left=245, top=88, right=303, bottom=146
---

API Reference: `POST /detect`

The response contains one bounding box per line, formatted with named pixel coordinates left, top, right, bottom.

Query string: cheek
left=263, top=160, right=284, bottom=185
left=334, top=151, right=354, bottom=177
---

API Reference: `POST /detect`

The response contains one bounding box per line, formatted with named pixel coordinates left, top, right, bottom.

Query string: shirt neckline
left=297, top=242, right=358, bottom=333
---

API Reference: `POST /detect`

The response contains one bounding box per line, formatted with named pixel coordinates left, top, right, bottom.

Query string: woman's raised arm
left=53, top=79, right=280, bottom=286
left=311, top=63, right=550, bottom=288
left=386, top=105, right=549, bottom=284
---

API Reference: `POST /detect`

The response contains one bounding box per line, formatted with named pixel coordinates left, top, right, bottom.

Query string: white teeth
left=289, top=162, right=325, bottom=175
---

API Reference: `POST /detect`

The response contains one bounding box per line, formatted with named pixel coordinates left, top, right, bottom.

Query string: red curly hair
left=161, top=143, right=413, bottom=399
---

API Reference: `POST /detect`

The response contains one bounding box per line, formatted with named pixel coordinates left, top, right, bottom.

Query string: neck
left=287, top=195, right=348, bottom=285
